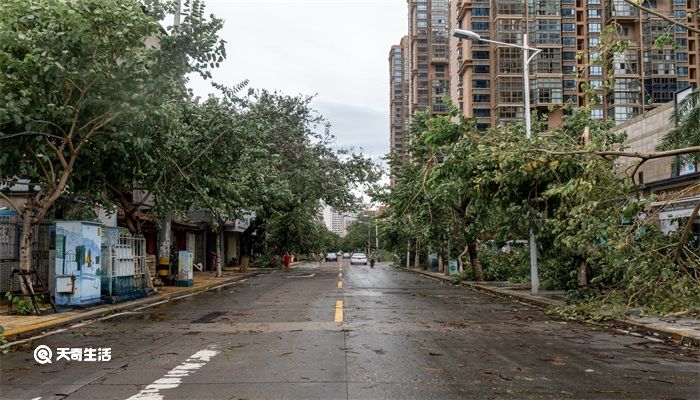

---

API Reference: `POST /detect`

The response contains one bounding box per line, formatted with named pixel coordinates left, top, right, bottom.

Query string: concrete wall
left=615, top=101, right=675, bottom=184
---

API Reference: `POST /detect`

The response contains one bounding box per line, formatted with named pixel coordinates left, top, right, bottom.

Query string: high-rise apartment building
left=408, top=0, right=451, bottom=115
left=389, top=36, right=410, bottom=175
left=450, top=0, right=700, bottom=129
left=390, top=1, right=451, bottom=183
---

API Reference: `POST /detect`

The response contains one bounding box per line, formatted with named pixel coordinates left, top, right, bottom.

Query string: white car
left=350, top=253, right=368, bottom=265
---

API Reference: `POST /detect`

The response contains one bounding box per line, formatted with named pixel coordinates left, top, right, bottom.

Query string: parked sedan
left=343, top=252, right=350, bottom=259
left=350, top=253, right=368, bottom=265
left=325, top=252, right=338, bottom=262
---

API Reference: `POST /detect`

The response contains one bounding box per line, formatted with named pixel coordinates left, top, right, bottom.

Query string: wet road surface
left=1, top=260, right=698, bottom=399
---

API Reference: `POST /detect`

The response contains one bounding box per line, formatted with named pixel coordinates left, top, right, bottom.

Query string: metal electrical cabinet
left=176, top=250, right=193, bottom=287
left=99, top=227, right=148, bottom=303
left=54, top=221, right=102, bottom=306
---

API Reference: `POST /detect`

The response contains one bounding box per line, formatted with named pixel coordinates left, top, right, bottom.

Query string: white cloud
left=188, top=0, right=407, bottom=167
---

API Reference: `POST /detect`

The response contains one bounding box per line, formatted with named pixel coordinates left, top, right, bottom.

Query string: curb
left=2, top=270, right=268, bottom=341
left=398, top=266, right=700, bottom=347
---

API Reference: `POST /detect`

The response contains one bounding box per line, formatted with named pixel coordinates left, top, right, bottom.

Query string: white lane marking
left=339, top=272, right=342, bottom=278
left=126, top=346, right=220, bottom=400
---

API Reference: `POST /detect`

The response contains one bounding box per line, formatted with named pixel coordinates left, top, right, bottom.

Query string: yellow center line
left=337, top=281, right=343, bottom=289
left=334, top=300, right=344, bottom=323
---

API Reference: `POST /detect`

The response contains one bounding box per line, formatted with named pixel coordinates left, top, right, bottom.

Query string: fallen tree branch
left=532, top=146, right=700, bottom=160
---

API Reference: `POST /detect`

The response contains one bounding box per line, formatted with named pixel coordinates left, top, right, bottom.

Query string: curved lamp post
left=453, top=28, right=543, bottom=294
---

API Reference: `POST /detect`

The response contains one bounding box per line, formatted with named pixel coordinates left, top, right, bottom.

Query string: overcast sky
left=187, top=0, right=407, bottom=170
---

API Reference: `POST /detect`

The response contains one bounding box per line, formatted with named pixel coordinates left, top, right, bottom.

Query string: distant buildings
left=321, top=206, right=357, bottom=237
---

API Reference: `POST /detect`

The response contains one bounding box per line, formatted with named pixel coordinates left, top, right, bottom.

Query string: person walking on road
left=283, top=251, right=292, bottom=272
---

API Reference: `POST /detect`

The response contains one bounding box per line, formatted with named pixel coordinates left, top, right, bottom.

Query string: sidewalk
left=400, top=266, right=700, bottom=347
left=0, top=268, right=271, bottom=341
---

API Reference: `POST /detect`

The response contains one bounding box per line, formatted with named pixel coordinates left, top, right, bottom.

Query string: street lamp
left=453, top=28, right=543, bottom=294
left=452, top=29, right=542, bottom=138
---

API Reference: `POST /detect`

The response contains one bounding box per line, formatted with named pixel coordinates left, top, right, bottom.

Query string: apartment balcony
left=608, top=1, right=639, bottom=19
left=458, top=58, right=472, bottom=75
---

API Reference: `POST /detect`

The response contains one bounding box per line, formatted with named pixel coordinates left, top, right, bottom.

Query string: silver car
left=350, top=253, right=368, bottom=265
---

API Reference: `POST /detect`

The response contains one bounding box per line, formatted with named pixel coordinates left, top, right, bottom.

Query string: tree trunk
left=216, top=228, right=223, bottom=277
left=458, top=242, right=468, bottom=273
left=575, top=256, right=588, bottom=286
left=239, top=254, right=249, bottom=273
left=414, top=237, right=420, bottom=269
left=467, top=241, right=484, bottom=281
left=19, top=206, right=35, bottom=294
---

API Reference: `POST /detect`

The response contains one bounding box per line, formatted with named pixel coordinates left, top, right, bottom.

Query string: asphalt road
left=1, top=260, right=698, bottom=400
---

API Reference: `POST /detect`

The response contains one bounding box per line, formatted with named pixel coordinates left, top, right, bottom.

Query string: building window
left=562, top=23, right=575, bottom=32
left=563, top=51, right=576, bottom=61
left=473, top=8, right=489, bottom=16
left=678, top=66, right=688, bottom=75
left=674, top=10, right=686, bottom=19
left=676, top=52, right=688, bottom=61
left=563, top=8, right=574, bottom=17
left=589, top=65, right=603, bottom=75
left=589, top=23, right=601, bottom=33
left=614, top=107, right=638, bottom=123
left=535, top=78, right=563, bottom=104
left=563, top=65, right=576, bottom=74
left=417, top=4, right=427, bottom=10
left=589, top=80, right=603, bottom=89
left=562, top=37, right=575, bottom=46
left=472, top=22, right=489, bottom=31
left=563, top=80, right=576, bottom=89
left=473, top=79, right=490, bottom=88
left=589, top=37, right=600, bottom=47
left=591, top=109, right=604, bottom=119
left=417, top=21, right=427, bottom=27
left=417, top=13, right=428, bottom=19
left=474, top=109, right=490, bottom=117
left=473, top=93, right=490, bottom=103
left=536, top=19, right=562, bottom=45
left=473, top=50, right=490, bottom=60
left=474, top=64, right=490, bottom=74
left=564, top=94, right=577, bottom=104
left=588, top=9, right=601, bottom=18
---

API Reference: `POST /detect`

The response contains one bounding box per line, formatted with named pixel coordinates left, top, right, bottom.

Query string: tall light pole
left=452, top=28, right=543, bottom=294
